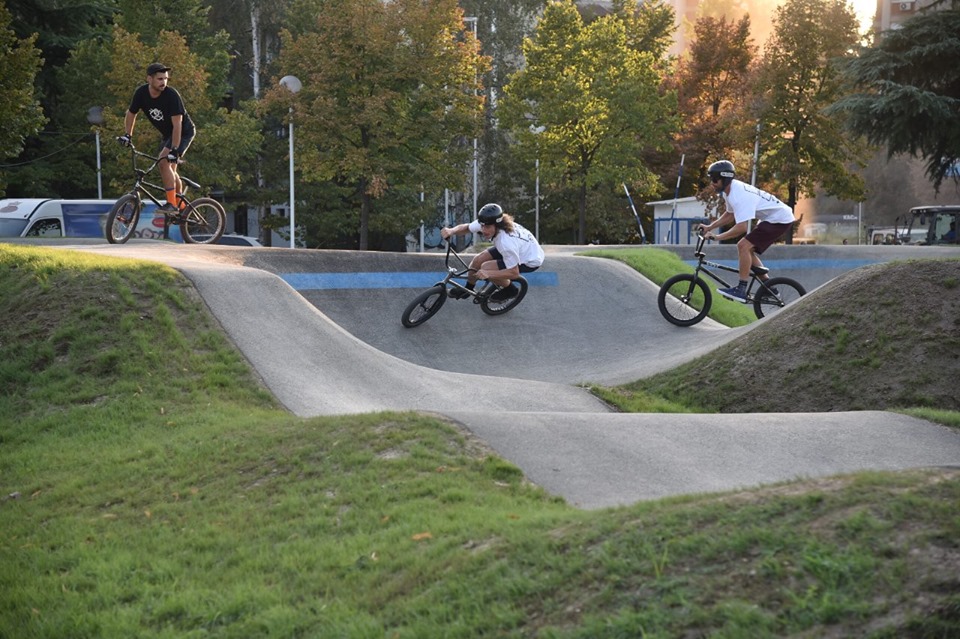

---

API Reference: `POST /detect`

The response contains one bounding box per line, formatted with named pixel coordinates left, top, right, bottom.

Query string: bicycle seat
left=751, top=265, right=770, bottom=276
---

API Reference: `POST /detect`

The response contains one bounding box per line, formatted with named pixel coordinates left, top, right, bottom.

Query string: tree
left=669, top=14, right=755, bottom=192
left=829, top=5, right=960, bottom=192
left=500, top=0, right=677, bottom=244
left=91, top=28, right=262, bottom=199
left=263, top=0, right=488, bottom=250
left=753, top=0, right=866, bottom=221
left=612, top=0, right=676, bottom=61
left=0, top=2, right=45, bottom=173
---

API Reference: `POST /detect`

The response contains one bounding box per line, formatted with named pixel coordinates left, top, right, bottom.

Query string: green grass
left=2, top=244, right=959, bottom=638
left=580, top=247, right=758, bottom=327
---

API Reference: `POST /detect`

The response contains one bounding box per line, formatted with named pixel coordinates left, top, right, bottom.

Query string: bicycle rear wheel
left=179, top=197, right=226, bottom=244
left=658, top=274, right=712, bottom=326
left=401, top=285, right=447, bottom=328
left=753, top=277, right=806, bottom=319
left=105, top=193, right=141, bottom=244
left=480, top=277, right=528, bottom=316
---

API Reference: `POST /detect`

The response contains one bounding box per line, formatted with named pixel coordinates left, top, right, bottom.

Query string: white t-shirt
left=724, top=180, right=795, bottom=225
left=468, top=220, right=544, bottom=269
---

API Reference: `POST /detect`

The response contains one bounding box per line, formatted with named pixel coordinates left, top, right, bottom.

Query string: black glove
left=117, top=135, right=132, bottom=147
left=166, top=148, right=180, bottom=163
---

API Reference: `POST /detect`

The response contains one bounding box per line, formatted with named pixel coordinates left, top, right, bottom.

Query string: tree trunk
left=578, top=178, right=588, bottom=245
left=786, top=179, right=798, bottom=244
left=359, top=179, right=370, bottom=250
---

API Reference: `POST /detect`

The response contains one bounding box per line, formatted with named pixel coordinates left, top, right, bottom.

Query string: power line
left=0, top=133, right=92, bottom=168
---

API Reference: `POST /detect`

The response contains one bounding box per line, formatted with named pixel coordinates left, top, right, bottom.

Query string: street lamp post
left=464, top=16, right=479, bottom=243
left=530, top=125, right=545, bottom=241
left=280, top=75, right=302, bottom=249
left=86, top=106, right=104, bottom=199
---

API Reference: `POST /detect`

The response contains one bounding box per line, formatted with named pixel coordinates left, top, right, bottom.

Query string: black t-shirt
left=128, top=84, right=194, bottom=138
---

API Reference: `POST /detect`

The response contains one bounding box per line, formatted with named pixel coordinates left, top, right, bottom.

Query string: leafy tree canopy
left=501, top=0, right=677, bottom=243
left=263, top=0, right=488, bottom=249
left=830, top=6, right=960, bottom=192
left=0, top=3, right=45, bottom=165
left=612, top=0, right=677, bottom=60
left=754, top=0, right=866, bottom=208
left=93, top=27, right=261, bottom=196
left=669, top=13, right=755, bottom=191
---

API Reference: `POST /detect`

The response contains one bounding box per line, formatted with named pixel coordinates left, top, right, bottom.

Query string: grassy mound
left=2, top=244, right=959, bottom=638
left=601, top=257, right=960, bottom=414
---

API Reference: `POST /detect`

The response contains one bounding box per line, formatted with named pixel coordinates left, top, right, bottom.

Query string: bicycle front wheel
left=753, top=277, right=806, bottom=319
left=401, top=285, right=447, bottom=328
left=658, top=274, right=712, bottom=326
left=480, top=277, right=528, bottom=316
left=180, top=197, right=226, bottom=244
left=105, top=193, right=141, bottom=244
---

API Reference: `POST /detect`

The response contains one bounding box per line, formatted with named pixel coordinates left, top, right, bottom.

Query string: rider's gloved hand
left=165, top=148, right=180, bottom=163
left=117, top=135, right=132, bottom=147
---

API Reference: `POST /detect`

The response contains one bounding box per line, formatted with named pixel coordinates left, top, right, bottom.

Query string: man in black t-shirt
left=119, top=63, right=197, bottom=212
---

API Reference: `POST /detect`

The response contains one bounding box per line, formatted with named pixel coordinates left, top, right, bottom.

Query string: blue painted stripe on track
left=281, top=271, right=559, bottom=291
left=683, top=258, right=881, bottom=270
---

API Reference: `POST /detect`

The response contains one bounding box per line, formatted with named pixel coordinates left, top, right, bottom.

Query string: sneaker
left=717, top=284, right=749, bottom=303
left=448, top=287, right=471, bottom=300
left=759, top=284, right=780, bottom=300
left=158, top=203, right=177, bottom=214
left=490, top=284, right=519, bottom=302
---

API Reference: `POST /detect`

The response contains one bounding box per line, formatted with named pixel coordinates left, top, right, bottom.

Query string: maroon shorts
left=745, top=221, right=793, bottom=255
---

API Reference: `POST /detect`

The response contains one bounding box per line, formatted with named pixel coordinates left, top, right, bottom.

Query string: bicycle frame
left=123, top=145, right=201, bottom=212
left=438, top=242, right=485, bottom=298
left=689, top=232, right=774, bottom=302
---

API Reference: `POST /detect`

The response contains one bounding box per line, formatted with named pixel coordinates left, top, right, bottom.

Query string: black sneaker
left=490, top=284, right=519, bottom=302
left=158, top=203, right=177, bottom=213
left=448, top=287, right=471, bottom=300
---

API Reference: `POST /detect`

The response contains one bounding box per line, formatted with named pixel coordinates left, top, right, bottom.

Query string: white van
left=0, top=198, right=177, bottom=241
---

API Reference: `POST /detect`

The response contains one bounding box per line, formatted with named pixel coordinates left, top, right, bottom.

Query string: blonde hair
left=499, top=213, right=515, bottom=233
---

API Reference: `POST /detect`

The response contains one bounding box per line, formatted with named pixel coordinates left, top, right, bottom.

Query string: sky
left=849, top=0, right=876, bottom=32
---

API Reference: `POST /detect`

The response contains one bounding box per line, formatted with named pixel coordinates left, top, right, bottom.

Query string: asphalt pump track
left=57, top=241, right=960, bottom=509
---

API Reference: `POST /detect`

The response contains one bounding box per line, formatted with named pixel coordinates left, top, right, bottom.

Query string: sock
left=738, top=280, right=748, bottom=289
left=165, top=188, right=177, bottom=207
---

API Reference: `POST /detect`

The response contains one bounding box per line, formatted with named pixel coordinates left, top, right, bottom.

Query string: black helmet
left=708, top=160, right=736, bottom=188
left=477, top=203, right=504, bottom=225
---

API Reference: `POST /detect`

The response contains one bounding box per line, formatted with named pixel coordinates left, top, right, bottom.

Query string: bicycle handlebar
left=117, top=137, right=184, bottom=165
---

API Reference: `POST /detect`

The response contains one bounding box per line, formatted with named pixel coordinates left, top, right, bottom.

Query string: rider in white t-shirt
left=697, top=160, right=795, bottom=302
left=440, top=203, right=544, bottom=301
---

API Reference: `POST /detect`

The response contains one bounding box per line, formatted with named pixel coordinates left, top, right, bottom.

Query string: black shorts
left=746, top=221, right=793, bottom=255
left=160, top=125, right=196, bottom=157
left=488, top=247, right=540, bottom=273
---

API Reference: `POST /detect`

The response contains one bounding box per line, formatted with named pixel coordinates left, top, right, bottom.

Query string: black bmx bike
left=105, top=141, right=226, bottom=244
left=401, top=242, right=529, bottom=328
left=657, top=230, right=806, bottom=327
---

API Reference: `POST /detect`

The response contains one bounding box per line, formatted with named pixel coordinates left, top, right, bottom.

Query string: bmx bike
left=401, top=242, right=529, bottom=328
left=657, top=230, right=806, bottom=327
left=105, top=141, right=226, bottom=244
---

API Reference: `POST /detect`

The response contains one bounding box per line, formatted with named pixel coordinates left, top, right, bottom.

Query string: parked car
left=0, top=198, right=184, bottom=241
left=0, top=198, right=114, bottom=238
left=192, top=233, right=263, bottom=247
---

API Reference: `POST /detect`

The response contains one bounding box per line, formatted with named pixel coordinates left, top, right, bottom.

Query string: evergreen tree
left=830, top=5, right=960, bottom=192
